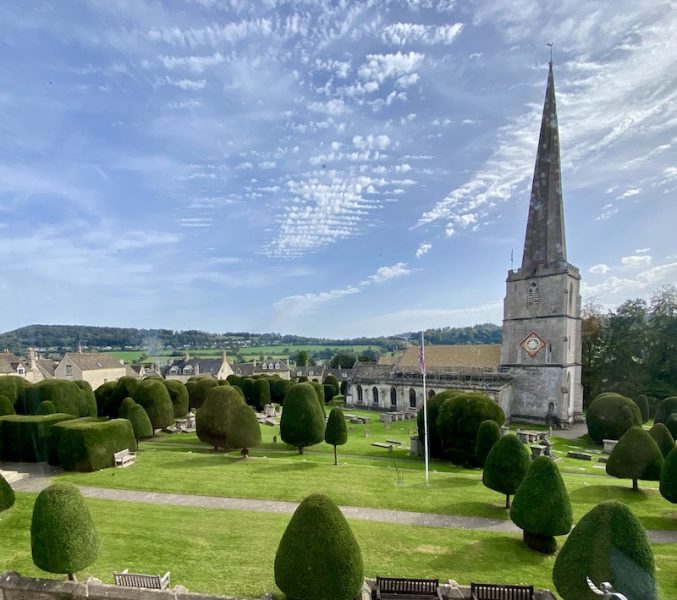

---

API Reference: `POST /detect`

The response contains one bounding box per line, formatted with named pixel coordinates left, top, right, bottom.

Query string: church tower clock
left=500, top=63, right=583, bottom=424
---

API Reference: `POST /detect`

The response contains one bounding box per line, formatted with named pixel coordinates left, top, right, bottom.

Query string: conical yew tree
left=482, top=434, right=531, bottom=508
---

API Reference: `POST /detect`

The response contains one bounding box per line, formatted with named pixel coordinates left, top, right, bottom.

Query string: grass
left=2, top=493, right=675, bottom=600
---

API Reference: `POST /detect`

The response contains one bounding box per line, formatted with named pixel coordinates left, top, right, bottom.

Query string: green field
left=2, top=408, right=675, bottom=599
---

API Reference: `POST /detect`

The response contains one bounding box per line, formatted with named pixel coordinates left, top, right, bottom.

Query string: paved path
left=7, top=462, right=677, bottom=544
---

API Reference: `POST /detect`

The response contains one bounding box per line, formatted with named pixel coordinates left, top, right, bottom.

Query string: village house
left=163, top=353, right=234, bottom=382
left=54, top=351, right=128, bottom=389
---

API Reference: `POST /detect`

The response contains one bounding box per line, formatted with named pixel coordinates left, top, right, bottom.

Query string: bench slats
left=376, top=577, right=441, bottom=599
left=471, top=582, right=534, bottom=600
left=114, top=571, right=170, bottom=590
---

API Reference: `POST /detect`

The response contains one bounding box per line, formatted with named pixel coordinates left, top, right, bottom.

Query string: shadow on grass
left=253, top=460, right=320, bottom=473
left=568, top=483, right=656, bottom=505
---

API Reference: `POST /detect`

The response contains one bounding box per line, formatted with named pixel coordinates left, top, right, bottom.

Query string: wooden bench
left=114, top=569, right=170, bottom=589
left=471, top=582, right=534, bottom=600
left=113, top=449, right=136, bottom=468
left=371, top=442, right=394, bottom=450
left=374, top=577, right=443, bottom=599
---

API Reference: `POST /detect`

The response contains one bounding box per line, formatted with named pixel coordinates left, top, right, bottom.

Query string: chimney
left=27, top=347, right=37, bottom=370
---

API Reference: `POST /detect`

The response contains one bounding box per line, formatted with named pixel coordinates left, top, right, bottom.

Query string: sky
left=0, top=0, right=676, bottom=339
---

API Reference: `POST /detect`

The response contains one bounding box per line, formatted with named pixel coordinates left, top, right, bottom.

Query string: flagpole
left=421, top=331, right=430, bottom=486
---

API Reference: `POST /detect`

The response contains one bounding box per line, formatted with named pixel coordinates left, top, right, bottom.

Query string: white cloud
left=382, top=22, right=463, bottom=45
left=352, top=134, right=391, bottom=150
left=308, top=99, right=348, bottom=115
left=362, top=262, right=412, bottom=285
left=635, top=247, right=651, bottom=254
left=273, top=285, right=360, bottom=317
left=163, top=77, right=206, bottom=90
left=147, top=20, right=273, bottom=48
left=616, top=187, right=641, bottom=199
left=596, top=203, right=619, bottom=221
left=589, top=263, right=610, bottom=274
left=358, top=52, right=424, bottom=84
left=621, top=254, right=652, bottom=268
left=160, top=52, right=225, bottom=73
left=416, top=242, right=432, bottom=258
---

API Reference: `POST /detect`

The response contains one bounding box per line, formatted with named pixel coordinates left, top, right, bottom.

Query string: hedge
left=482, top=434, right=531, bottom=508
left=162, top=380, right=189, bottom=418
left=606, top=426, right=664, bottom=490
left=269, top=378, right=292, bottom=404
left=474, top=420, right=501, bottom=468
left=274, top=494, right=363, bottom=600
left=510, top=456, right=572, bottom=553
left=280, top=383, right=326, bottom=454
left=654, top=396, right=677, bottom=426
left=188, top=377, right=219, bottom=410
left=25, top=380, right=96, bottom=418
left=196, top=386, right=245, bottom=450
left=73, top=381, right=96, bottom=415
left=94, top=381, right=117, bottom=418
left=134, top=379, right=174, bottom=430
left=436, top=391, right=505, bottom=466
left=54, top=418, right=136, bottom=472
left=648, top=422, right=674, bottom=458
left=0, top=472, right=15, bottom=514
left=31, top=482, right=99, bottom=580
left=0, top=376, right=30, bottom=412
left=113, top=376, right=140, bottom=407
left=0, top=413, right=76, bottom=462
left=37, top=401, right=56, bottom=415
left=553, top=501, right=656, bottom=600
left=660, top=446, right=677, bottom=504
left=46, top=417, right=102, bottom=466
left=0, top=395, right=15, bottom=416
left=586, top=392, right=642, bottom=442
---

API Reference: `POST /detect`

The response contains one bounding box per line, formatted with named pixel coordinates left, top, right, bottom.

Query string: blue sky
left=1, top=0, right=675, bottom=339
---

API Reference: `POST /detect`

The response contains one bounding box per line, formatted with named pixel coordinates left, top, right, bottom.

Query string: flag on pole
left=418, top=335, right=426, bottom=374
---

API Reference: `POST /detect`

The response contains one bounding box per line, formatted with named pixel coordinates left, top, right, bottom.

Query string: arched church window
left=428, top=389, right=436, bottom=399
left=409, top=388, right=417, bottom=408
left=372, top=387, right=379, bottom=405
left=357, top=385, right=363, bottom=403
left=390, top=387, right=397, bottom=407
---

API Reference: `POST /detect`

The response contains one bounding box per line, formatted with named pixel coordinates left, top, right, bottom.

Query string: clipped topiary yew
left=634, top=394, right=650, bottom=423
left=0, top=414, right=75, bottom=462
left=73, top=381, right=96, bottom=414
left=553, top=501, right=657, bottom=600
left=436, top=391, right=505, bottom=466
left=162, top=380, right=189, bottom=418
left=510, top=456, right=572, bottom=553
left=475, top=420, right=501, bottom=468
left=606, top=426, right=664, bottom=491
left=323, top=374, right=339, bottom=397
left=0, top=394, right=14, bottom=416
left=31, top=482, right=99, bottom=581
left=226, top=403, right=261, bottom=456
left=134, top=379, right=174, bottom=431
left=274, top=494, right=363, bottom=600
left=128, top=404, right=153, bottom=441
left=0, top=472, right=15, bottom=515
left=196, top=386, right=243, bottom=450
left=37, top=401, right=56, bottom=415
left=667, top=413, right=677, bottom=439
left=280, top=383, right=325, bottom=454
left=648, top=422, right=674, bottom=458
left=251, top=378, right=271, bottom=411
left=0, top=376, right=30, bottom=413
left=310, top=381, right=326, bottom=416
left=660, top=446, right=677, bottom=504
left=189, top=377, right=219, bottom=410
left=654, top=396, right=677, bottom=426
left=482, top=434, right=531, bottom=508
left=113, top=376, right=139, bottom=406
left=417, top=393, right=451, bottom=459
left=323, top=384, right=335, bottom=403
left=118, top=396, right=136, bottom=419
left=586, top=392, right=642, bottom=443
left=94, top=381, right=117, bottom=418
left=26, top=380, right=95, bottom=418
left=269, top=377, right=292, bottom=405
left=239, top=377, right=255, bottom=405
left=325, top=407, right=348, bottom=465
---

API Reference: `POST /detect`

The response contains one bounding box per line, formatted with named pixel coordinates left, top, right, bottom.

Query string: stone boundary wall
left=0, top=572, right=268, bottom=600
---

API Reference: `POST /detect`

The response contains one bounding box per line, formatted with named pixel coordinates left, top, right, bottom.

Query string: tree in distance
left=482, top=434, right=531, bottom=508
left=274, top=493, right=363, bottom=600
left=586, top=392, right=642, bottom=443
left=330, top=351, right=357, bottom=368
left=0, top=472, right=15, bottom=516
left=325, top=407, right=348, bottom=465
left=659, top=446, right=677, bottom=504
left=509, top=456, right=573, bottom=554
left=648, top=422, right=674, bottom=458
left=606, top=426, right=664, bottom=491
left=280, top=383, right=325, bottom=454
left=474, top=420, right=501, bottom=468
left=553, top=500, right=657, bottom=600
left=31, top=482, right=99, bottom=581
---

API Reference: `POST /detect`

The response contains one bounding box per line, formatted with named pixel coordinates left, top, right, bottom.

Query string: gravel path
left=7, top=462, right=676, bottom=544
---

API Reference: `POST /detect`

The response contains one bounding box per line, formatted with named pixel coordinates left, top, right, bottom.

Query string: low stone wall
left=0, top=572, right=269, bottom=600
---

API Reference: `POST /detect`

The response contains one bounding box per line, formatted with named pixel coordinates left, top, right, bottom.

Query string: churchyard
left=1, top=401, right=676, bottom=599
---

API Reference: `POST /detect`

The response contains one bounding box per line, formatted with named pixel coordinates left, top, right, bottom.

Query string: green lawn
left=2, top=494, right=675, bottom=600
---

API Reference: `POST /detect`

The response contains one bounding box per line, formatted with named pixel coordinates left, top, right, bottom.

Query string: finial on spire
left=547, top=42, right=553, bottom=66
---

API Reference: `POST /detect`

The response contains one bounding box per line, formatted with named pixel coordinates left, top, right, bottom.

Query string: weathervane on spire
left=547, top=42, right=553, bottom=66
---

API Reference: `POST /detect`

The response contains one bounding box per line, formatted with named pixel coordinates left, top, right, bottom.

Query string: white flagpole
left=421, top=331, right=430, bottom=486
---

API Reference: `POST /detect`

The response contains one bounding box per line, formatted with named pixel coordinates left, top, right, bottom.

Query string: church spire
left=521, top=62, right=567, bottom=272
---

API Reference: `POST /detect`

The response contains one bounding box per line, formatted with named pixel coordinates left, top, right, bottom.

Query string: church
left=347, top=63, right=583, bottom=425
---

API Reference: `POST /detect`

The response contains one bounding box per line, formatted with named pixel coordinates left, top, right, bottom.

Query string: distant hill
left=0, top=322, right=501, bottom=355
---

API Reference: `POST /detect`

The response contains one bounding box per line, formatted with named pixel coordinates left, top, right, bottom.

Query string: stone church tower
left=500, top=63, right=583, bottom=424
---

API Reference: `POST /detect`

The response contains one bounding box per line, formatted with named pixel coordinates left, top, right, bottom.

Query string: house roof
left=62, top=352, right=125, bottom=371
left=351, top=363, right=395, bottom=383
left=232, top=359, right=290, bottom=376
left=396, top=344, right=501, bottom=371
left=291, top=365, right=325, bottom=377
left=0, top=352, right=24, bottom=374
left=163, top=357, right=228, bottom=376
left=36, top=359, right=57, bottom=377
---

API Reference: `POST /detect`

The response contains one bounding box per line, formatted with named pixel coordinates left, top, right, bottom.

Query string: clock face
left=521, top=332, right=546, bottom=357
